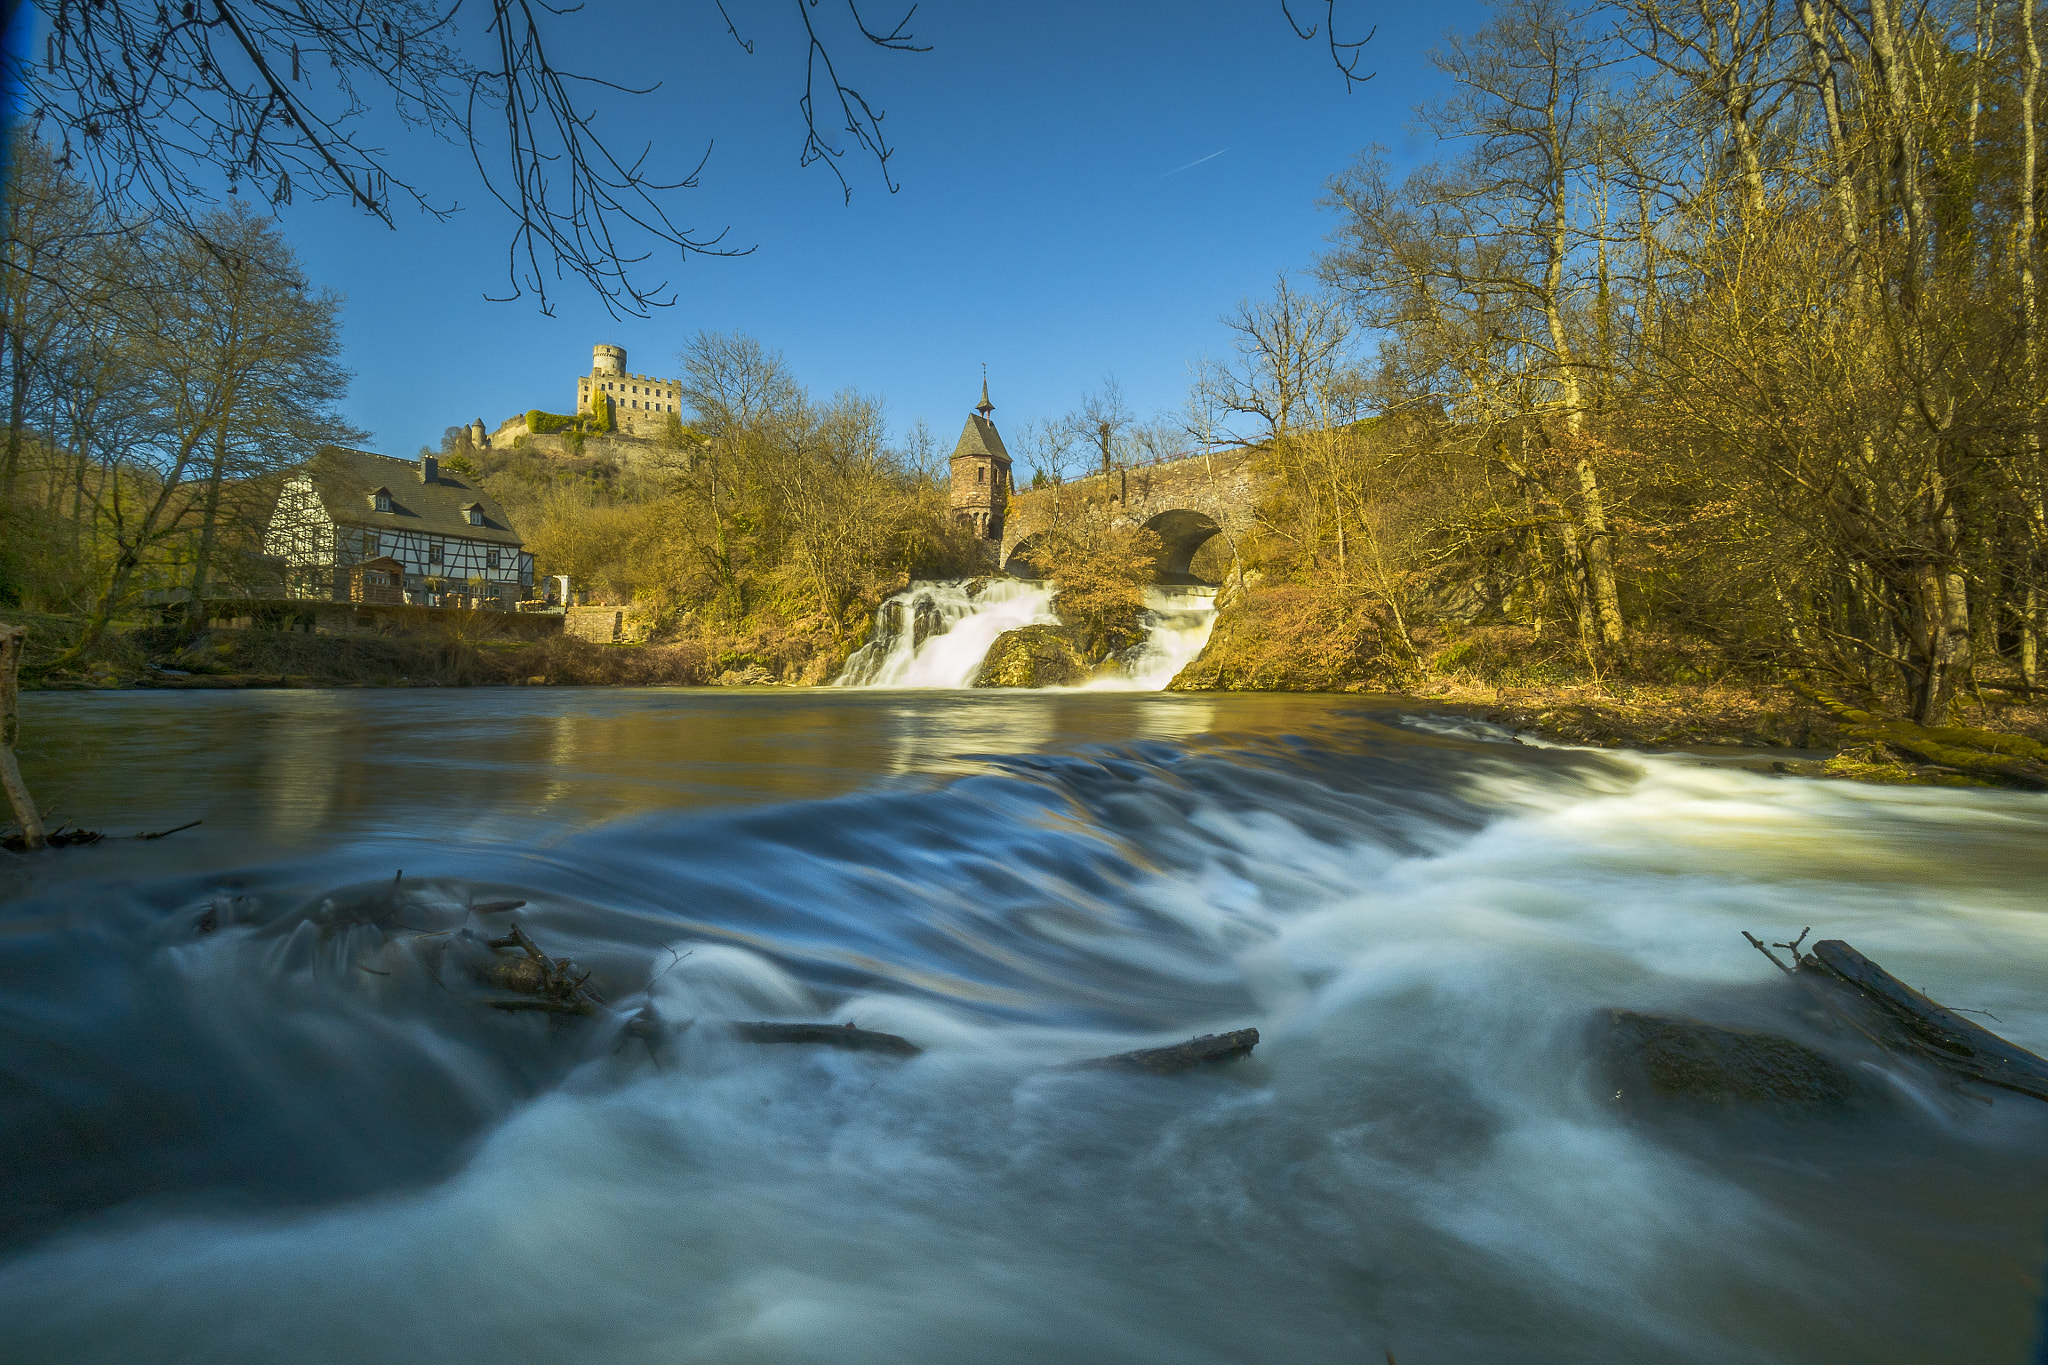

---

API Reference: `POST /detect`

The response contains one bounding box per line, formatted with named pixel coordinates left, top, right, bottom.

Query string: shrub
left=1047, top=528, right=1162, bottom=661
left=525, top=409, right=581, bottom=435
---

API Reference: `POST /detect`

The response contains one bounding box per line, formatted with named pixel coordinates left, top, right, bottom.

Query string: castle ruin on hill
left=575, top=345, right=683, bottom=437
left=479, top=344, right=684, bottom=455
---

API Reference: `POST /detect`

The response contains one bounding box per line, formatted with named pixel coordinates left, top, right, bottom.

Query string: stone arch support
left=1001, top=448, right=1255, bottom=585
left=1141, top=510, right=1223, bottom=584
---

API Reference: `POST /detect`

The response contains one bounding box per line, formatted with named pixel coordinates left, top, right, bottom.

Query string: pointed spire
left=976, top=366, right=994, bottom=419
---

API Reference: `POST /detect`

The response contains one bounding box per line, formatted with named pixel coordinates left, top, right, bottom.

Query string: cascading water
left=1095, top=586, right=1221, bottom=690
left=836, top=578, right=1218, bottom=689
left=5, top=691, right=2047, bottom=1365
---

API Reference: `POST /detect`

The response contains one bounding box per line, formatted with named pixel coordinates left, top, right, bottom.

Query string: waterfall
left=1089, top=587, right=1222, bottom=690
left=836, top=580, right=1219, bottom=690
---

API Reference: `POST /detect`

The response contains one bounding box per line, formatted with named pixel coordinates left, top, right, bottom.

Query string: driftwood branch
left=462, top=924, right=1261, bottom=1083
left=1745, top=930, right=2048, bottom=1103
left=1798, top=940, right=2048, bottom=1102
left=732, top=1021, right=921, bottom=1057
left=472, top=919, right=605, bottom=1016
left=1072, top=1029, right=1262, bottom=1075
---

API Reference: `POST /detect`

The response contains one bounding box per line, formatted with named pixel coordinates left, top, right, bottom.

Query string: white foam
left=838, top=581, right=1219, bottom=691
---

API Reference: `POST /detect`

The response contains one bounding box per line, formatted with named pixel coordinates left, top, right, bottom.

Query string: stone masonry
left=1002, top=447, right=1256, bottom=582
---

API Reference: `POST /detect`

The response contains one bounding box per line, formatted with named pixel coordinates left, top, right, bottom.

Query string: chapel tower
left=949, top=376, right=1012, bottom=545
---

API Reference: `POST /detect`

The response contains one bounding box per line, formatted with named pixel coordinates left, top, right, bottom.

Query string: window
left=977, top=466, right=986, bottom=483
left=465, top=505, right=484, bottom=526
left=371, top=488, right=393, bottom=513
left=487, top=549, right=501, bottom=570
left=428, top=544, right=443, bottom=565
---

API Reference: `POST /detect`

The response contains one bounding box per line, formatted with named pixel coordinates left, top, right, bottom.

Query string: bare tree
left=14, top=0, right=929, bottom=315
left=1199, top=274, right=1354, bottom=445
left=1073, top=375, right=1134, bottom=476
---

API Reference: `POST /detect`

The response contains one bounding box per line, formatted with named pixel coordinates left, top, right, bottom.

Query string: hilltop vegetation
left=451, top=333, right=988, bottom=683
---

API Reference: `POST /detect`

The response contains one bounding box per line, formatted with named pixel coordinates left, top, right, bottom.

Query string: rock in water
left=1596, top=1009, right=1877, bottom=1114
left=910, top=596, right=949, bottom=650
left=973, top=625, right=1089, bottom=688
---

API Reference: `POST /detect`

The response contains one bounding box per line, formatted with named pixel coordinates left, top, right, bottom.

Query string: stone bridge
left=1001, top=447, right=1257, bottom=584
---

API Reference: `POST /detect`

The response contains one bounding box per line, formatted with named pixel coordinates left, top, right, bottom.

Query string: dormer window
left=370, top=486, right=394, bottom=513
left=464, top=503, right=485, bottom=526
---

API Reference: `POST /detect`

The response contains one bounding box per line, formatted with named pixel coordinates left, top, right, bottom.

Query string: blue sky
left=29, top=1, right=1490, bottom=456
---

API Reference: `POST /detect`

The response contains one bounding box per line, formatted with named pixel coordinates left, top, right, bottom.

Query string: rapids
left=834, top=579, right=1218, bottom=688
left=2, top=688, right=2045, bottom=1364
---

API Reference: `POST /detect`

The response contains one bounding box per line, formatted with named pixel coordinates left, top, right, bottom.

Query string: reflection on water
left=3, top=688, right=2047, bottom=1365
left=7, top=688, right=1300, bottom=891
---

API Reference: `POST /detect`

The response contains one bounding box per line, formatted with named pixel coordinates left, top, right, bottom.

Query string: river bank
left=10, top=603, right=2047, bottom=791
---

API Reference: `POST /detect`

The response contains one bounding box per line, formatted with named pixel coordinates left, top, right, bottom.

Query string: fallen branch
left=4, top=824, right=102, bottom=852
left=1746, top=931, right=2048, bottom=1103
left=1072, top=1028, right=1261, bottom=1075
left=136, top=819, right=203, bottom=841
left=1798, top=940, right=2048, bottom=1102
left=472, top=920, right=605, bottom=1017
left=731, top=1021, right=922, bottom=1057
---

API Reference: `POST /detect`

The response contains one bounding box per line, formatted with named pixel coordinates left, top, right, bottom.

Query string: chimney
left=419, top=454, right=438, bottom=484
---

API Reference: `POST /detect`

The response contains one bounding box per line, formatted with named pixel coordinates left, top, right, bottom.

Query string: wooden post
left=0, top=626, right=46, bottom=851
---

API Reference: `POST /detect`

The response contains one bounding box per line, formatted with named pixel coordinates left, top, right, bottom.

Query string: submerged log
left=731, top=1021, right=923, bottom=1057
left=3, top=825, right=103, bottom=852
left=1596, top=1009, right=1877, bottom=1114
left=1745, top=931, right=2048, bottom=1103
left=3, top=819, right=200, bottom=852
left=1799, top=940, right=2048, bottom=1102
left=1074, top=1028, right=1261, bottom=1075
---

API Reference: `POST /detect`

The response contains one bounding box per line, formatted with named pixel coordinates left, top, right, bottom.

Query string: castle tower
left=949, top=377, right=1012, bottom=545
left=575, top=343, right=682, bottom=435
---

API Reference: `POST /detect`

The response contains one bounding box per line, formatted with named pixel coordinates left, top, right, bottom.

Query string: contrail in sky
left=1163, top=148, right=1229, bottom=177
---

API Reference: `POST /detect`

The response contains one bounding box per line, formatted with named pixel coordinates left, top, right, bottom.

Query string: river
left=2, top=687, right=2045, bottom=1364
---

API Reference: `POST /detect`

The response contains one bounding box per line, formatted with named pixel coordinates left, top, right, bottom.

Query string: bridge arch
left=1142, top=509, right=1223, bottom=584
left=1003, top=532, right=1053, bottom=580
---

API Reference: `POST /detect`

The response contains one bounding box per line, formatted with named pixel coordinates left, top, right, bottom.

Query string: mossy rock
left=1596, top=1009, right=1880, bottom=1116
left=973, top=625, right=1088, bottom=688
left=1168, top=584, right=1410, bottom=692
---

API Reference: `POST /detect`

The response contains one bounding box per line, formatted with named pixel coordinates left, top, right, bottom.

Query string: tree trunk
left=1575, top=455, right=1624, bottom=649
left=2020, top=0, right=2043, bottom=682
left=0, top=626, right=46, bottom=850
left=2023, top=583, right=2041, bottom=687
left=183, top=406, right=235, bottom=633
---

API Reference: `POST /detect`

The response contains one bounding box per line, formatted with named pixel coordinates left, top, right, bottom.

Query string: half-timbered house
left=264, top=447, right=534, bottom=606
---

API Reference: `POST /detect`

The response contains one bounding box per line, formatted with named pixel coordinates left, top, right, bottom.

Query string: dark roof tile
left=307, top=447, right=526, bottom=546
left=952, top=413, right=1011, bottom=463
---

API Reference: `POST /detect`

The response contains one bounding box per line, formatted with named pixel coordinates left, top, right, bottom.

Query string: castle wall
left=576, top=365, right=682, bottom=439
